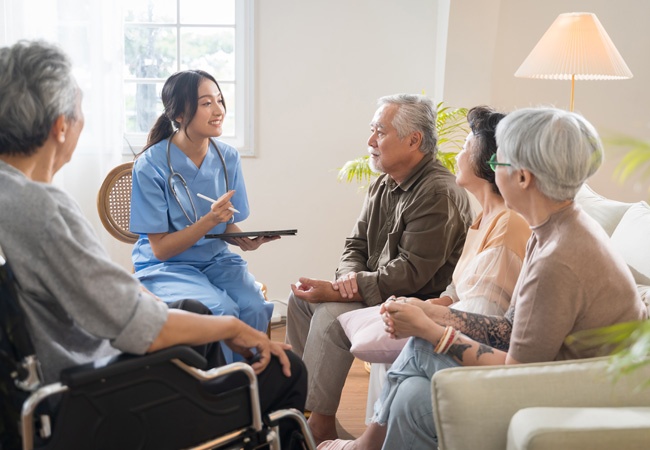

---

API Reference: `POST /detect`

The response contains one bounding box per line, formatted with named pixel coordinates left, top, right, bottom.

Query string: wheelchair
left=0, top=244, right=315, bottom=450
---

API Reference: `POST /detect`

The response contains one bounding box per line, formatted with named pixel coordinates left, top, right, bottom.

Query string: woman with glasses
left=130, top=70, right=275, bottom=362
left=318, top=107, right=646, bottom=450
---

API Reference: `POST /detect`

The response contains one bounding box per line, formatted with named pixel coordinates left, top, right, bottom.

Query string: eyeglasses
left=488, top=154, right=512, bottom=172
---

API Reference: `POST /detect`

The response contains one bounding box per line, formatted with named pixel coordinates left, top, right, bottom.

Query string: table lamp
left=515, top=12, right=633, bottom=111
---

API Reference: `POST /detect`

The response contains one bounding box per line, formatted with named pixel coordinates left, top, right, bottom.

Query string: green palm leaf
left=437, top=150, right=460, bottom=173
left=436, top=102, right=469, bottom=152
left=604, top=135, right=650, bottom=185
left=337, top=155, right=379, bottom=184
left=566, top=320, right=650, bottom=386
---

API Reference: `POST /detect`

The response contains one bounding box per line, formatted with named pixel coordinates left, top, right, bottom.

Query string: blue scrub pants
left=372, top=337, right=460, bottom=450
left=135, top=251, right=274, bottom=363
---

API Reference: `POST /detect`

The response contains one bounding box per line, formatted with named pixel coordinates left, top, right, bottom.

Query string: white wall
left=235, top=0, right=444, bottom=302
left=444, top=0, right=650, bottom=202
left=92, top=0, right=650, bottom=305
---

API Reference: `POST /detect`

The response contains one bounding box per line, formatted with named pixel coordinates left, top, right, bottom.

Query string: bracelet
left=434, top=326, right=453, bottom=353
left=440, top=328, right=458, bottom=355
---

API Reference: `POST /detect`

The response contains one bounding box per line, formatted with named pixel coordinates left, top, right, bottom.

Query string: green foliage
left=566, top=320, right=650, bottom=387
left=338, top=156, right=379, bottom=184
left=605, top=135, right=650, bottom=186
left=436, top=103, right=469, bottom=153
left=337, top=101, right=469, bottom=185
left=437, top=149, right=461, bottom=174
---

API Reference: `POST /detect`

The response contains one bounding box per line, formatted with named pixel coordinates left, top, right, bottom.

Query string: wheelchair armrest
left=59, top=345, right=207, bottom=388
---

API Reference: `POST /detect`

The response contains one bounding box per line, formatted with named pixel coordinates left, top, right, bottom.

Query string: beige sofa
left=431, top=185, right=650, bottom=450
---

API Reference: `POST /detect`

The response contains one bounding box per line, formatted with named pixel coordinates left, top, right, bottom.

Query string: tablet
left=205, top=229, right=298, bottom=239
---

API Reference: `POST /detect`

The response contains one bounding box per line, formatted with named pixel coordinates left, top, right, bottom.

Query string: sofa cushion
left=575, top=184, right=633, bottom=236
left=431, top=357, right=650, bottom=450
left=610, top=201, right=650, bottom=286
left=507, top=406, right=650, bottom=450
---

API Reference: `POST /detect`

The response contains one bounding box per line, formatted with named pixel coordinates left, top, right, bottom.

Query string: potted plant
left=337, top=102, right=469, bottom=186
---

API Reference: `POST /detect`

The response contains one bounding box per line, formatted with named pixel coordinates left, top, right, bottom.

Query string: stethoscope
left=166, top=131, right=229, bottom=224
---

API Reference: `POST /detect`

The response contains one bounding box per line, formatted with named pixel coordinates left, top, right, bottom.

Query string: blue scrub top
left=130, top=138, right=250, bottom=270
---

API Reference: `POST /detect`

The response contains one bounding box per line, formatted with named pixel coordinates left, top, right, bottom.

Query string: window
left=123, top=0, right=254, bottom=155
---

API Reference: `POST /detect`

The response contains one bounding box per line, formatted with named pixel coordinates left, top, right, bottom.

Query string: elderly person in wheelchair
left=0, top=40, right=311, bottom=450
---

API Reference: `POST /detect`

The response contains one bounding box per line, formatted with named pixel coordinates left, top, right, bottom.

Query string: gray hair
left=378, top=94, right=438, bottom=155
left=495, top=107, right=603, bottom=201
left=0, top=40, right=79, bottom=157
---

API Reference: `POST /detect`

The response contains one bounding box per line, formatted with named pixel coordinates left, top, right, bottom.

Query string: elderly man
left=286, top=94, right=474, bottom=442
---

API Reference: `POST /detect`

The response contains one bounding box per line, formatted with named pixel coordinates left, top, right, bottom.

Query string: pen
left=197, top=193, right=240, bottom=214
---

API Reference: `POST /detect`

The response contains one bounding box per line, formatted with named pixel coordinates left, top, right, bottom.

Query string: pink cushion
left=338, top=305, right=408, bottom=363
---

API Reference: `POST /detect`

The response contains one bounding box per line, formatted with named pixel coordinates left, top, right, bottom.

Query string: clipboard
left=205, top=229, right=297, bottom=239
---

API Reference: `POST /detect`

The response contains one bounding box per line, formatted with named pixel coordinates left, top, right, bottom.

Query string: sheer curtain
left=1, top=0, right=129, bottom=265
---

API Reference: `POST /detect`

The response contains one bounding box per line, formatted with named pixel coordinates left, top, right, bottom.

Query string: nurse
left=130, top=70, right=275, bottom=362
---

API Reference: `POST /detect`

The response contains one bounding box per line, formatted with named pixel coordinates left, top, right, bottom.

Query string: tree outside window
left=123, top=0, right=253, bottom=154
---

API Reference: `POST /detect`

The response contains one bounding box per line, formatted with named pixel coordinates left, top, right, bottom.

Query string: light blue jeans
left=372, top=337, right=460, bottom=450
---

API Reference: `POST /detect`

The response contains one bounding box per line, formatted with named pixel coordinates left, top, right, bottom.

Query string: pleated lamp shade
left=515, top=12, right=632, bottom=110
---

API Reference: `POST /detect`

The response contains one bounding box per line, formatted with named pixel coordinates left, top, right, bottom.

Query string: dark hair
left=0, top=40, right=79, bottom=156
left=466, top=106, right=506, bottom=194
left=143, top=70, right=225, bottom=152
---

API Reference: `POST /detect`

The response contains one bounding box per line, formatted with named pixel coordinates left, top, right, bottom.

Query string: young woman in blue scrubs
left=130, top=70, right=276, bottom=362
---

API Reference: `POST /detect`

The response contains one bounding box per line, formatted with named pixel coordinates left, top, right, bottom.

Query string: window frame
left=122, top=0, right=255, bottom=157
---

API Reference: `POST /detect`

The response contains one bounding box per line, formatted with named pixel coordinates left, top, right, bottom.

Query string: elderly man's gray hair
left=378, top=94, right=438, bottom=155
left=0, top=40, right=79, bottom=157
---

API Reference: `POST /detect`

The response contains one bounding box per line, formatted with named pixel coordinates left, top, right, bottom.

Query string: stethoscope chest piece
left=166, top=133, right=229, bottom=224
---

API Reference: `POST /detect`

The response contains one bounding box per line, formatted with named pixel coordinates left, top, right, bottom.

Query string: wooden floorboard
left=271, top=323, right=369, bottom=439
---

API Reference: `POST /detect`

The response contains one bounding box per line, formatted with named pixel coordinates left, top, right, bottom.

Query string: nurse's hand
left=226, top=235, right=281, bottom=251
left=206, top=190, right=236, bottom=225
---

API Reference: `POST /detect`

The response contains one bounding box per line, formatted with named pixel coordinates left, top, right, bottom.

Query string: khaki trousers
left=285, top=292, right=364, bottom=415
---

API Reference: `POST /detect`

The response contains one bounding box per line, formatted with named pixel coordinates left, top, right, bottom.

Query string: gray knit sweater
left=0, top=160, right=167, bottom=384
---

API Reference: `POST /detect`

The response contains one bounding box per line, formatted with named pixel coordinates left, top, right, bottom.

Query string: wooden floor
left=271, top=324, right=369, bottom=438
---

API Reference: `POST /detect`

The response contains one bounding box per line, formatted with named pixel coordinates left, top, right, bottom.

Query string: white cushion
left=337, top=305, right=407, bottom=363
left=610, top=201, right=650, bottom=285
left=575, top=184, right=632, bottom=236
left=507, top=406, right=650, bottom=450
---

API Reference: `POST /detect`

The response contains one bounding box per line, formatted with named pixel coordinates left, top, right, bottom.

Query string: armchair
left=97, top=161, right=138, bottom=244
left=431, top=357, right=650, bottom=450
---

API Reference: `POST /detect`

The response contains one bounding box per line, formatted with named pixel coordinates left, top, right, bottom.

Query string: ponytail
left=140, top=114, right=174, bottom=154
